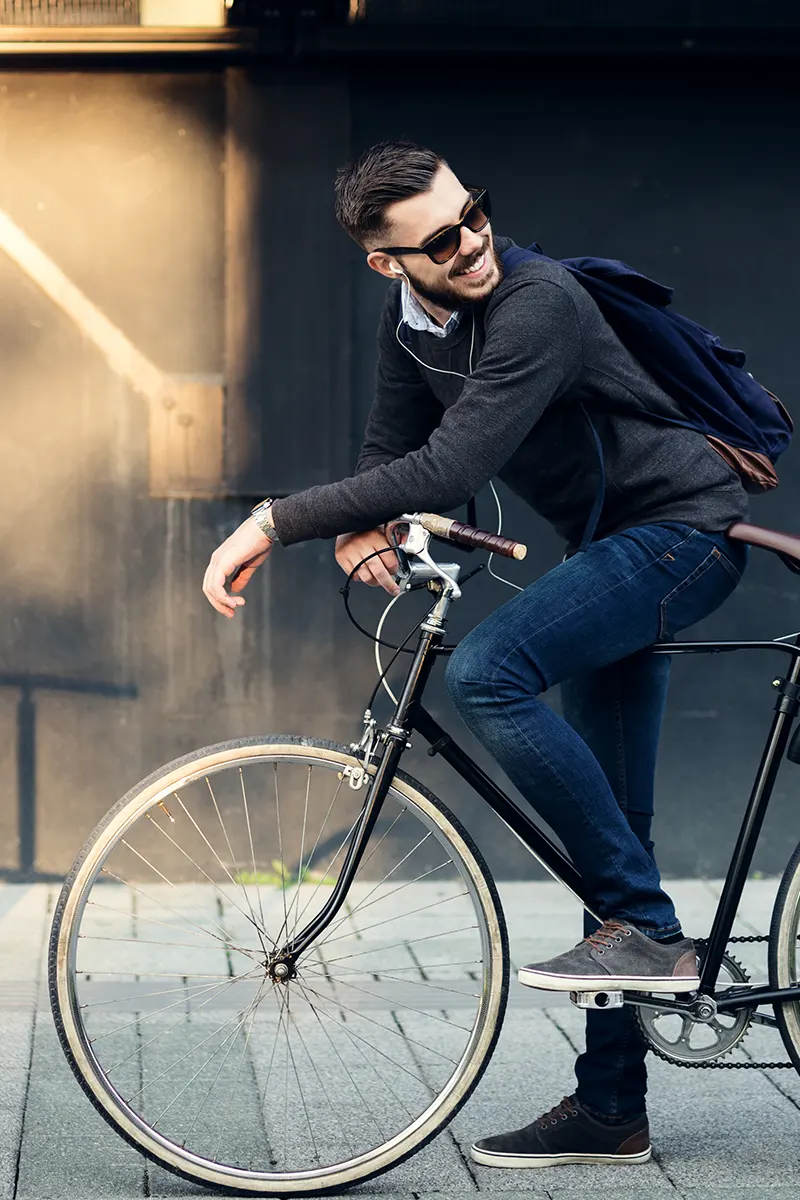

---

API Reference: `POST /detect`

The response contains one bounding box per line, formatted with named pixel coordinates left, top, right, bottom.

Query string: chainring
left=636, top=950, right=751, bottom=1065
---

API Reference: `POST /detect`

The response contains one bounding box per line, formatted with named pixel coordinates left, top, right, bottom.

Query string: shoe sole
left=470, top=1144, right=652, bottom=1169
left=517, top=967, right=699, bottom=992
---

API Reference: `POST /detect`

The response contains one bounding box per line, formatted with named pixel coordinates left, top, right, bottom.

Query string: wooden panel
left=224, top=68, right=353, bottom=496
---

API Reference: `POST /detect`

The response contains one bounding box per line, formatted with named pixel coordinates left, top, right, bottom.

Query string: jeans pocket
left=658, top=546, right=735, bottom=640
left=714, top=546, right=745, bottom=583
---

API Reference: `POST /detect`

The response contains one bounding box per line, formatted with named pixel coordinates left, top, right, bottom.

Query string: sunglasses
left=376, top=187, right=491, bottom=266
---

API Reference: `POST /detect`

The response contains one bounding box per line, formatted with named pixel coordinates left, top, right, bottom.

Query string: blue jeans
left=444, top=522, right=749, bottom=1119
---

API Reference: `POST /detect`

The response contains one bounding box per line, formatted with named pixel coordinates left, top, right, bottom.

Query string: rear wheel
left=768, top=838, right=800, bottom=1074
left=49, top=736, right=508, bottom=1194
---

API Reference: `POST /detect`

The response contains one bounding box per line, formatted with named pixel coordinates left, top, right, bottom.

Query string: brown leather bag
left=705, top=390, right=793, bottom=494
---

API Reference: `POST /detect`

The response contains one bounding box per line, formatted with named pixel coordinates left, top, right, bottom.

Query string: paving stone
left=15, top=1014, right=146, bottom=1200
left=11, top=880, right=800, bottom=1198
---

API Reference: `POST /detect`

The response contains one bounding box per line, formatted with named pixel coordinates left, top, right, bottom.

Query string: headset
left=388, top=262, right=522, bottom=593
left=390, top=263, right=476, bottom=377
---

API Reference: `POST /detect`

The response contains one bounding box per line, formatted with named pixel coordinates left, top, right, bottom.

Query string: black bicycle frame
left=282, top=623, right=800, bottom=1014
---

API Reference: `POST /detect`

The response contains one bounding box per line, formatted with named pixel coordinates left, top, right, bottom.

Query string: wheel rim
left=53, top=743, right=505, bottom=1192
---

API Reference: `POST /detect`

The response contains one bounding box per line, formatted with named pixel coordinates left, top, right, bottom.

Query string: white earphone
left=388, top=259, right=522, bottom=593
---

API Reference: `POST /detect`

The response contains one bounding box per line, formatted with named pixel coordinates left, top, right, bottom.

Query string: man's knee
left=445, top=627, right=546, bottom=710
left=444, top=637, right=486, bottom=710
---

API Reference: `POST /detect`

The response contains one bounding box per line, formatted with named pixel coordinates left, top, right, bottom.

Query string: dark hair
left=334, top=140, right=446, bottom=248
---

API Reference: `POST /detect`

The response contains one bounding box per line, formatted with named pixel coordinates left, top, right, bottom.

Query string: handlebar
left=412, top=512, right=527, bottom=561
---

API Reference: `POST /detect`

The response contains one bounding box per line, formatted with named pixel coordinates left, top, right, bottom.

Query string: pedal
left=569, top=990, right=624, bottom=1010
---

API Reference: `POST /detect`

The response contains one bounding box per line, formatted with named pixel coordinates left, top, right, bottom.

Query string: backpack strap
left=577, top=404, right=606, bottom=553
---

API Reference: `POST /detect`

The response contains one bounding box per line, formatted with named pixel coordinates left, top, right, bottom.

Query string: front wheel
left=49, top=736, right=508, bottom=1194
left=768, top=838, right=800, bottom=1073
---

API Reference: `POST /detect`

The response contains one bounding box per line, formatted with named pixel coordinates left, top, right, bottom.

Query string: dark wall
left=0, top=57, right=798, bottom=882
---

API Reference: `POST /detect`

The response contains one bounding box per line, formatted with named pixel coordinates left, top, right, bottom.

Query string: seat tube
left=700, top=645, right=800, bottom=988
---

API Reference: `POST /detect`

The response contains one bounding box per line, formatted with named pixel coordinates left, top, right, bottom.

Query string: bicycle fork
left=271, top=584, right=455, bottom=975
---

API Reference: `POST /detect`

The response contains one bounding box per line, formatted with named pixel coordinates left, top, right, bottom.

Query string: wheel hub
left=267, top=956, right=297, bottom=983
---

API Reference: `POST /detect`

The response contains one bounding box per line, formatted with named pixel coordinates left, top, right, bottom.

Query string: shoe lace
left=537, top=1095, right=578, bottom=1128
left=583, top=919, right=631, bottom=951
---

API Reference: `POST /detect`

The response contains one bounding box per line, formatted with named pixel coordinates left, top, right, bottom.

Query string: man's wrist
left=250, top=497, right=280, bottom=542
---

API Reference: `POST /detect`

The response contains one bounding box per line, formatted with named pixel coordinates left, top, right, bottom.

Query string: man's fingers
left=366, top=557, right=400, bottom=595
left=203, top=558, right=244, bottom=617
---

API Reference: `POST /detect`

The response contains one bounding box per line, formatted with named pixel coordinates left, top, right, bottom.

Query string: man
left=203, top=141, right=750, bottom=1169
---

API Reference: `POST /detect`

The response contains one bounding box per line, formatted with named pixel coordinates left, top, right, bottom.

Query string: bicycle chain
left=646, top=936, right=796, bottom=1070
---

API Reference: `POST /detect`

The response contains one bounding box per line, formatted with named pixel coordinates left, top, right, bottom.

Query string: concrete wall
left=0, top=58, right=798, bottom=882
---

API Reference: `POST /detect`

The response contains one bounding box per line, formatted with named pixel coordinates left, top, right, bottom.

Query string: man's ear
left=367, top=250, right=401, bottom=281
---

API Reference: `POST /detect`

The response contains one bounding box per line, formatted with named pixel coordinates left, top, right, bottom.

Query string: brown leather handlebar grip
left=416, top=513, right=527, bottom=560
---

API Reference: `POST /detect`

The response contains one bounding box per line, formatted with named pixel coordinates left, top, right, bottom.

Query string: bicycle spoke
left=86, top=900, right=244, bottom=948
left=293, top=985, right=390, bottom=1142
left=125, top=985, right=268, bottom=1102
left=240, top=768, right=269, bottom=939
left=207, top=776, right=267, bottom=941
left=284, top=765, right=312, bottom=943
left=272, top=766, right=291, bottom=942
left=319, top=926, right=483, bottom=966
left=283, top=991, right=320, bottom=1166
left=151, top=981, right=265, bottom=1128
left=332, top=831, right=433, bottom=931
left=286, top=999, right=358, bottom=1159
left=173, top=792, right=267, bottom=937
left=300, top=966, right=473, bottom=1031
left=318, top=858, right=449, bottom=946
left=287, top=810, right=362, bottom=941
left=345, top=808, right=405, bottom=890
left=317, top=896, right=472, bottom=950
left=293, top=977, right=438, bottom=1094
left=100, top=868, right=256, bottom=957
left=321, top=957, right=481, bottom=975
left=211, top=979, right=268, bottom=1159
left=95, top=970, right=258, bottom=1050
left=181, top=994, right=266, bottom=1151
left=118, top=841, right=241, bottom=947
left=80, top=980, right=237, bottom=1010
left=305, top=960, right=480, bottom=1000
left=78, top=971, right=234, bottom=979
left=297, top=979, right=457, bottom=1064
left=79, top=936, right=237, bottom=952
left=295, top=981, right=419, bottom=1126
left=258, top=985, right=290, bottom=1138
left=144, top=811, right=261, bottom=941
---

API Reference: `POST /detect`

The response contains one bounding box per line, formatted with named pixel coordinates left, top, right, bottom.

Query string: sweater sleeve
left=270, top=278, right=583, bottom=545
left=355, top=289, right=444, bottom=475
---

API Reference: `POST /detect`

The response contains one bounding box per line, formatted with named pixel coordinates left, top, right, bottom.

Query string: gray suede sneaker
left=518, top=919, right=699, bottom=992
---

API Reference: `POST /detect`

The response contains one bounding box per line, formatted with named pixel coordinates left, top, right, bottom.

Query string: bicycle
left=48, top=511, right=800, bottom=1195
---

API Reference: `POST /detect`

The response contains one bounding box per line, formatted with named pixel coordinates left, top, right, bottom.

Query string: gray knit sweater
left=271, top=237, right=749, bottom=550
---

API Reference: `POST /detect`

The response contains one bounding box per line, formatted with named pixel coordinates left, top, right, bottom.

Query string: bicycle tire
left=768, top=837, right=800, bottom=1074
left=49, top=735, right=509, bottom=1195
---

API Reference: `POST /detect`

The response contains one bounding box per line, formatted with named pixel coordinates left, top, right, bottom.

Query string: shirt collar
left=400, top=280, right=462, bottom=339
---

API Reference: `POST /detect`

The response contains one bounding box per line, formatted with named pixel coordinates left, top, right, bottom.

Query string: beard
left=402, top=237, right=504, bottom=312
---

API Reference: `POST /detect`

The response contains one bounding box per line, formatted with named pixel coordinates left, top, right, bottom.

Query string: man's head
left=334, top=140, right=502, bottom=312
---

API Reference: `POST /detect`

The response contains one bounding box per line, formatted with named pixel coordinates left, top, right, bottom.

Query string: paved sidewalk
left=1, top=878, right=798, bottom=1200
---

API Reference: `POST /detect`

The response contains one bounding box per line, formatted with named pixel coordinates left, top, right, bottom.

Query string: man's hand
left=335, top=528, right=400, bottom=596
left=203, top=517, right=274, bottom=618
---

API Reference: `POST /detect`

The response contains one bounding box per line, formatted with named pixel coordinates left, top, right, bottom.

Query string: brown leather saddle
left=727, top=523, right=800, bottom=574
